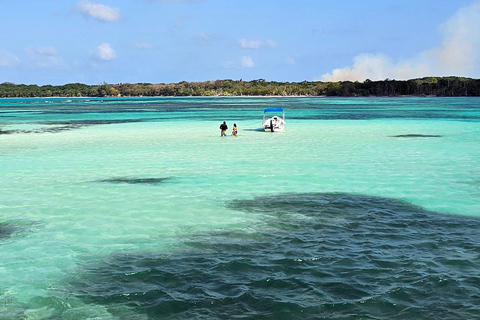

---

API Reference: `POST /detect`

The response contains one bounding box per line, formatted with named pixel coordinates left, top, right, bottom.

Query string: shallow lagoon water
left=1, top=97, right=480, bottom=319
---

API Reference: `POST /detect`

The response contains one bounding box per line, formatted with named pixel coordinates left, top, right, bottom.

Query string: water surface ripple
left=2, top=97, right=480, bottom=319
left=66, top=193, right=480, bottom=319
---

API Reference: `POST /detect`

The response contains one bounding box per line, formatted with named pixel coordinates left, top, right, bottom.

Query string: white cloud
left=90, top=43, right=116, bottom=61
left=240, top=56, right=254, bottom=68
left=239, top=39, right=262, bottom=49
left=0, top=49, right=19, bottom=67
left=322, top=53, right=430, bottom=82
left=26, top=46, right=65, bottom=69
left=75, top=0, right=121, bottom=23
left=321, top=0, right=480, bottom=82
left=239, top=38, right=278, bottom=49
left=429, top=0, right=480, bottom=75
left=223, top=56, right=255, bottom=68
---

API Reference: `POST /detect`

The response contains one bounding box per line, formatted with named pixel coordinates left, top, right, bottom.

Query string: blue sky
left=1, top=0, right=479, bottom=85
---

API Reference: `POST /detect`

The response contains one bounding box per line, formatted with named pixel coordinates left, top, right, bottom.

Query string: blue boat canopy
left=264, top=108, right=284, bottom=112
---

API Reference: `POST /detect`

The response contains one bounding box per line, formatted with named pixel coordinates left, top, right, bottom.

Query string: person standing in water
left=232, top=123, right=238, bottom=137
left=220, top=121, right=228, bottom=137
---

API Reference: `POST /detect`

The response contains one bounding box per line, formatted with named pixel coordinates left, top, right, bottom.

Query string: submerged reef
left=0, top=222, right=16, bottom=240
left=0, top=125, right=82, bottom=135
left=391, top=134, right=442, bottom=138
left=0, top=118, right=157, bottom=136
left=65, top=193, right=480, bottom=319
left=94, top=177, right=173, bottom=185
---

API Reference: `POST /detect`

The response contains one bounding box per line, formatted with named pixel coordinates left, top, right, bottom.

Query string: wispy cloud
left=149, top=0, right=201, bottom=2
left=429, top=0, right=480, bottom=75
left=321, top=0, right=480, bottom=81
left=74, top=0, right=121, bottom=23
left=240, top=56, right=254, bottom=68
left=321, top=53, right=431, bottom=82
left=90, top=43, right=116, bottom=61
left=223, top=56, right=255, bottom=69
left=134, top=42, right=155, bottom=50
left=0, top=49, right=19, bottom=67
left=195, top=33, right=212, bottom=45
left=265, top=39, right=278, bottom=49
left=239, top=39, right=262, bottom=49
left=238, top=39, right=277, bottom=49
left=26, top=46, right=65, bottom=69
left=285, top=57, right=296, bottom=65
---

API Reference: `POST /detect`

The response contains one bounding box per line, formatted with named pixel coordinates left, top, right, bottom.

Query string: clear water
left=1, top=97, right=480, bottom=319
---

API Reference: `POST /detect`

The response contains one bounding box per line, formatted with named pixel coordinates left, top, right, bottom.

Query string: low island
left=1, top=76, right=479, bottom=98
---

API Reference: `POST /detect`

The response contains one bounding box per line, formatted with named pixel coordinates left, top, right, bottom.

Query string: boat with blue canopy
left=262, top=108, right=286, bottom=132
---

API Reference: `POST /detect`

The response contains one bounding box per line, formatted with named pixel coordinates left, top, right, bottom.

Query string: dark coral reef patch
left=66, top=193, right=480, bottom=319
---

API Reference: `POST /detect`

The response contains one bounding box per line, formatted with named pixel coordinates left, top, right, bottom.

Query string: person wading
left=220, top=121, right=228, bottom=137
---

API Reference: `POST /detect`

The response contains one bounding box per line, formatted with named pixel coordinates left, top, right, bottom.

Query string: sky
left=1, top=0, right=480, bottom=85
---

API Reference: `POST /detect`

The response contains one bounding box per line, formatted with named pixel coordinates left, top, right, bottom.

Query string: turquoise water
left=1, top=97, right=480, bottom=319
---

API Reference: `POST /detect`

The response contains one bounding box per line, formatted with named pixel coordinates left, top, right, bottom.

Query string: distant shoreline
left=0, top=94, right=473, bottom=99
left=1, top=95, right=476, bottom=100
left=1, top=95, right=464, bottom=100
left=1, top=77, right=479, bottom=98
left=0, top=95, right=326, bottom=99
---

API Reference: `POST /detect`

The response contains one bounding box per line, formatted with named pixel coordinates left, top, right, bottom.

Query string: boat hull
left=263, top=116, right=286, bottom=132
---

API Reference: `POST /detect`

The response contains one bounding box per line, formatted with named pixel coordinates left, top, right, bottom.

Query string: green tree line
left=1, top=77, right=480, bottom=98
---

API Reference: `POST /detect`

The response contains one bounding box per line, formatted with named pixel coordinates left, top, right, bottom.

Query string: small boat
left=262, top=108, right=286, bottom=132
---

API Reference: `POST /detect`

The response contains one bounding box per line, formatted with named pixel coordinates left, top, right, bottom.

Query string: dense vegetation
left=1, top=77, right=480, bottom=98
